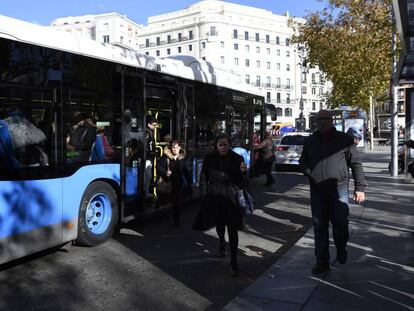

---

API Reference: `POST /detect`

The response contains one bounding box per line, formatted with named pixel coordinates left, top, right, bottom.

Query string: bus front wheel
left=76, top=181, right=118, bottom=246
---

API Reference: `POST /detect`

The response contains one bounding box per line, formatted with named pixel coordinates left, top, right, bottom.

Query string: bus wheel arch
left=76, top=180, right=119, bottom=246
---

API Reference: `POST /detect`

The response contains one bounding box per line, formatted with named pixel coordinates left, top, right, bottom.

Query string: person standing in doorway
left=157, top=140, right=192, bottom=227
left=299, top=110, right=367, bottom=274
left=145, top=115, right=158, bottom=200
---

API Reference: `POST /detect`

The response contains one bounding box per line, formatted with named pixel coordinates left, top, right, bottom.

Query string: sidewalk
left=224, top=147, right=414, bottom=311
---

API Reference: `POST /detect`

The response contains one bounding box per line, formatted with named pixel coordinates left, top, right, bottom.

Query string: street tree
left=292, top=0, right=394, bottom=111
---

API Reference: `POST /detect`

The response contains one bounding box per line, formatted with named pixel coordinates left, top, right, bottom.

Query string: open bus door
left=145, top=80, right=177, bottom=207
left=122, top=73, right=145, bottom=221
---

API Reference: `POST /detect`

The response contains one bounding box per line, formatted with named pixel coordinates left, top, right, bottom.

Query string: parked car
left=274, top=132, right=310, bottom=170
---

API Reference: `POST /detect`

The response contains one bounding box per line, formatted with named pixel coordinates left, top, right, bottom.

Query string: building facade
left=50, top=12, right=143, bottom=50
left=49, top=1, right=329, bottom=127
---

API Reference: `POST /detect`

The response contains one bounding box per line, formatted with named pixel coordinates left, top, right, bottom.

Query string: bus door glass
left=179, top=84, right=195, bottom=187
left=145, top=83, right=175, bottom=203
left=123, top=73, right=145, bottom=215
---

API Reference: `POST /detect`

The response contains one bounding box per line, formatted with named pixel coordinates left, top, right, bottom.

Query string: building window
left=221, top=41, right=224, bottom=48
left=286, top=93, right=291, bottom=104
left=202, top=41, right=206, bottom=49
left=276, top=49, right=280, bottom=56
left=285, top=108, right=292, bottom=117
left=245, top=45, right=250, bottom=52
left=277, top=93, right=281, bottom=103
left=277, top=63, right=280, bottom=70
left=266, top=92, right=271, bottom=102
left=312, top=87, right=316, bottom=95
left=145, top=38, right=150, bottom=47
left=255, top=33, right=260, bottom=42
left=145, top=52, right=149, bottom=55
left=245, top=31, right=249, bottom=40
left=234, top=43, right=239, bottom=50
left=167, top=35, right=171, bottom=44
left=256, top=60, right=260, bottom=68
left=267, top=62, right=271, bottom=69
left=167, top=48, right=171, bottom=55
left=256, top=75, right=261, bottom=87
left=312, top=102, right=316, bottom=110
left=266, top=34, right=270, bottom=43
left=276, top=36, right=280, bottom=45
left=286, top=78, right=291, bottom=88
left=189, top=44, right=193, bottom=51
left=312, top=73, right=316, bottom=84
left=276, top=78, right=281, bottom=88
left=266, top=48, right=270, bottom=54
left=103, top=35, right=110, bottom=43
left=245, top=59, right=250, bottom=67
left=302, top=72, right=307, bottom=83
left=266, top=76, right=271, bottom=88
left=302, top=86, right=307, bottom=94
left=221, top=56, right=225, bottom=64
left=319, top=88, right=323, bottom=95
left=234, top=58, right=239, bottom=66
left=276, top=107, right=283, bottom=117
left=320, top=102, right=323, bottom=110
left=286, top=51, right=290, bottom=57
left=256, top=46, right=260, bottom=53
left=189, top=30, right=193, bottom=40
left=178, top=46, right=182, bottom=53
left=245, top=74, right=250, bottom=84
left=156, top=50, right=160, bottom=56
left=233, top=29, right=238, bottom=38
left=286, top=38, right=290, bottom=46
left=178, top=33, right=182, bottom=42
left=156, top=37, right=160, bottom=46
left=286, top=64, right=290, bottom=71
left=210, top=26, right=217, bottom=36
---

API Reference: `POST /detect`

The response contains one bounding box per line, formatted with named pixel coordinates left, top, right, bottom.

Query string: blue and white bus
left=0, top=16, right=267, bottom=264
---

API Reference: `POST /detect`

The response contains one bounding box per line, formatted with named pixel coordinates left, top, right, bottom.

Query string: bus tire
left=76, top=181, right=118, bottom=246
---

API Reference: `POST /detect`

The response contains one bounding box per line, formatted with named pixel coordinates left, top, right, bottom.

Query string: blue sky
left=0, top=0, right=326, bottom=25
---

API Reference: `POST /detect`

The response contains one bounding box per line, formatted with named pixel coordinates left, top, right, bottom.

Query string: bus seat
left=0, top=120, right=20, bottom=169
left=89, top=135, right=106, bottom=161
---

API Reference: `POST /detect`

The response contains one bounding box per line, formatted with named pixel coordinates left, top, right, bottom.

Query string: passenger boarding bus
left=0, top=16, right=266, bottom=265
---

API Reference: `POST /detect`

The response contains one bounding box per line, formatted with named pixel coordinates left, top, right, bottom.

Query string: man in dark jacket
left=299, top=110, right=366, bottom=274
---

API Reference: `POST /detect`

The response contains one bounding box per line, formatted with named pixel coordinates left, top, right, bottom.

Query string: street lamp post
left=297, top=45, right=306, bottom=131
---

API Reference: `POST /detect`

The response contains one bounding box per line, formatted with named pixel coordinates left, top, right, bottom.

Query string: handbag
left=234, top=185, right=255, bottom=215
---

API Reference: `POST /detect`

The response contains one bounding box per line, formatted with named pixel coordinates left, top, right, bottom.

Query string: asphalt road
left=0, top=170, right=312, bottom=311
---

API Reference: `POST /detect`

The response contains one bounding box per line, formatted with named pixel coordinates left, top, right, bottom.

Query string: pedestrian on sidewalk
left=192, top=134, right=247, bottom=276
left=254, top=131, right=275, bottom=186
left=157, top=139, right=192, bottom=227
left=299, top=110, right=367, bottom=275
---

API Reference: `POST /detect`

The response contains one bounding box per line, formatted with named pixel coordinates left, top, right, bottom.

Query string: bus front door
left=122, top=74, right=145, bottom=219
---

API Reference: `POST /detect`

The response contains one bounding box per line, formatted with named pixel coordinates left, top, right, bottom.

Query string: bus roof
left=0, top=15, right=262, bottom=97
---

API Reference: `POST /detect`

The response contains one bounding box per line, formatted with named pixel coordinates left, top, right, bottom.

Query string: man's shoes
left=336, top=248, right=347, bottom=264
left=219, top=242, right=226, bottom=258
left=312, top=262, right=330, bottom=275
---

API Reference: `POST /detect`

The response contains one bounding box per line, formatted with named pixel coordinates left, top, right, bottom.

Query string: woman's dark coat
left=157, top=147, right=192, bottom=193
left=193, top=149, right=244, bottom=231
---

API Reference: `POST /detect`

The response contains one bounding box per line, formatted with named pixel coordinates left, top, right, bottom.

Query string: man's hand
left=353, top=191, right=365, bottom=204
left=240, top=162, right=247, bottom=173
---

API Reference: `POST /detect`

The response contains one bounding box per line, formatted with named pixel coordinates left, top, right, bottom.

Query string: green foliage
left=292, top=0, right=395, bottom=110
